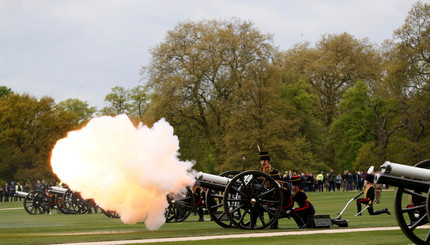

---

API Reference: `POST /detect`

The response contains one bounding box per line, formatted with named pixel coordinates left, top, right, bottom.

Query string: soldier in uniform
left=356, top=174, right=390, bottom=216
left=193, top=186, right=205, bottom=221
left=259, top=151, right=292, bottom=229
left=289, top=175, right=315, bottom=228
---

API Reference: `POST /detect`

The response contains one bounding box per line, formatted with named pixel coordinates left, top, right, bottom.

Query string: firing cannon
left=165, top=187, right=194, bottom=222
left=374, top=159, right=430, bottom=245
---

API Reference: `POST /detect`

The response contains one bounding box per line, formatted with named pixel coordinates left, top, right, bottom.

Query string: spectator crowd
left=282, top=169, right=380, bottom=193
left=0, top=179, right=51, bottom=202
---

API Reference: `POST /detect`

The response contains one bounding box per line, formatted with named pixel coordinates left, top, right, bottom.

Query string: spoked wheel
left=56, top=194, right=69, bottom=214
left=63, top=190, right=85, bottom=214
left=206, top=170, right=241, bottom=228
left=223, top=170, right=282, bottom=229
left=165, top=187, right=194, bottom=222
left=394, top=159, right=430, bottom=245
left=23, top=191, right=50, bottom=214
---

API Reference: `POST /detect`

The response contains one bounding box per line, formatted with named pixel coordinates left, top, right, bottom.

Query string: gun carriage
left=374, top=159, right=430, bottom=245
left=15, top=186, right=97, bottom=215
left=193, top=170, right=284, bottom=229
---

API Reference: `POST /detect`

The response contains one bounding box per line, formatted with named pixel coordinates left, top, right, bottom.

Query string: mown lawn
left=0, top=189, right=419, bottom=245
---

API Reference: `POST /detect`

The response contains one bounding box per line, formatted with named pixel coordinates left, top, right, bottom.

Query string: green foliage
left=331, top=81, right=375, bottom=170
left=101, top=86, right=131, bottom=115
left=283, top=33, right=383, bottom=127
left=143, top=18, right=279, bottom=172
left=352, top=142, right=379, bottom=171
left=100, top=85, right=149, bottom=122
left=0, top=85, right=12, bottom=97
left=57, top=98, right=96, bottom=124
left=0, top=93, right=80, bottom=184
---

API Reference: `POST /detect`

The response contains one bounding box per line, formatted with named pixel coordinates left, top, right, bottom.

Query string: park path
left=53, top=226, right=429, bottom=245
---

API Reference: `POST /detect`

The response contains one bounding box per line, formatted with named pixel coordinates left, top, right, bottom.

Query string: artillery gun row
left=15, top=186, right=97, bottom=215
left=14, top=170, right=340, bottom=229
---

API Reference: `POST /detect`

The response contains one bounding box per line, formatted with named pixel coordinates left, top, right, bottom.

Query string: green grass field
left=0, top=190, right=420, bottom=245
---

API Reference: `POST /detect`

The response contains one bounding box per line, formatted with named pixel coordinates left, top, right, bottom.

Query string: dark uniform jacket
left=292, top=188, right=312, bottom=210
left=260, top=165, right=292, bottom=209
left=363, top=183, right=375, bottom=205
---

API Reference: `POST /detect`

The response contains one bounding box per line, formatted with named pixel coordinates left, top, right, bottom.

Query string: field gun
left=15, top=186, right=96, bottom=215
left=14, top=191, right=29, bottom=199
left=190, top=170, right=344, bottom=229
left=193, top=170, right=284, bottom=229
left=374, top=159, right=430, bottom=245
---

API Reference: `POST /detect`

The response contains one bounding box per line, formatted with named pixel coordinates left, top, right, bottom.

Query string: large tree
left=384, top=1, right=430, bottom=145
left=143, top=19, right=279, bottom=171
left=101, top=86, right=131, bottom=115
left=283, top=33, right=383, bottom=127
left=332, top=81, right=402, bottom=170
left=0, top=93, right=79, bottom=184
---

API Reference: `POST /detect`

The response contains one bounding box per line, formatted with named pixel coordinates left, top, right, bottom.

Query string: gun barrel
left=49, top=186, right=68, bottom=194
left=381, top=161, right=430, bottom=181
left=15, top=191, right=29, bottom=198
left=375, top=174, right=430, bottom=193
left=196, top=172, right=231, bottom=185
left=195, top=179, right=227, bottom=192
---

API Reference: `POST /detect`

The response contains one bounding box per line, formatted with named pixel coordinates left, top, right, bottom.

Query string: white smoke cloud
left=50, top=114, right=196, bottom=230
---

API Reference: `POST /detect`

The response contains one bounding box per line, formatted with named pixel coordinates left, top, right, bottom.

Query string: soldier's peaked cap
left=365, top=174, right=374, bottom=183
left=290, top=175, right=301, bottom=186
left=259, top=151, right=270, bottom=161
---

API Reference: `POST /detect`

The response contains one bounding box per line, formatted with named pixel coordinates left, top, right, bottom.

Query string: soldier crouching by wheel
left=289, top=175, right=315, bottom=228
left=259, top=151, right=293, bottom=229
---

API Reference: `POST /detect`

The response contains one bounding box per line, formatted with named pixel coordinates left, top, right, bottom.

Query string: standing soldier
left=192, top=186, right=205, bottom=222
left=259, top=151, right=292, bottom=229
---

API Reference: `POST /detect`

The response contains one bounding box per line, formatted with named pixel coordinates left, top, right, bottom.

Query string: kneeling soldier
left=290, top=175, right=315, bottom=228
left=356, top=174, right=390, bottom=216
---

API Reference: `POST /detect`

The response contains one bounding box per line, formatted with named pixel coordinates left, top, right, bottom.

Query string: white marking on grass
left=0, top=207, right=23, bottom=211
left=53, top=226, right=430, bottom=245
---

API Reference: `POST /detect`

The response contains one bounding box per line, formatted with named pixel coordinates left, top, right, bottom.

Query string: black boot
left=197, top=207, right=204, bottom=221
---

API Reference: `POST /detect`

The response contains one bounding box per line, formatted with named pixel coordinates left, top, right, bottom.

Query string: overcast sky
left=0, top=0, right=417, bottom=109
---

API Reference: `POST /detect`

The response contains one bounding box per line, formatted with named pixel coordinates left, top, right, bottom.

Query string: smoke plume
left=50, top=115, right=196, bottom=230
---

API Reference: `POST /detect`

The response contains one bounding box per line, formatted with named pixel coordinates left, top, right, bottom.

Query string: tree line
left=1, top=1, right=429, bottom=184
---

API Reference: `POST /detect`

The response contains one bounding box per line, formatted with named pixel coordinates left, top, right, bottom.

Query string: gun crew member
left=290, top=175, right=315, bottom=228
left=356, top=174, right=390, bottom=216
left=259, top=151, right=292, bottom=229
